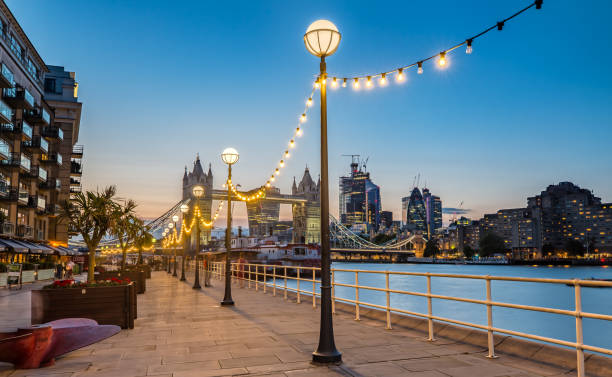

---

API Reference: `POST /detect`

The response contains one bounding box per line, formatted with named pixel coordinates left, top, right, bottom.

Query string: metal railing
left=206, top=261, right=611, bottom=377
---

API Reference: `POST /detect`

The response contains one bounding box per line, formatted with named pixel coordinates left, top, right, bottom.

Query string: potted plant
left=31, top=278, right=136, bottom=329
left=0, top=263, right=7, bottom=287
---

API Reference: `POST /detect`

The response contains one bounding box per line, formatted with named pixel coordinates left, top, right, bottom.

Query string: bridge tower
left=182, top=154, right=213, bottom=245
left=292, top=167, right=321, bottom=244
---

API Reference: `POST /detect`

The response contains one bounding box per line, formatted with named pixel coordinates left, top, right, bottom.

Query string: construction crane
left=451, top=201, right=464, bottom=223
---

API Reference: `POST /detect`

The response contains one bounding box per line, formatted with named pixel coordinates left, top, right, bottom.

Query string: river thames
left=278, top=263, right=612, bottom=351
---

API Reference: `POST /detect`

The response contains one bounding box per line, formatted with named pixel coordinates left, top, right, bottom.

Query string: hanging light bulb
left=366, top=76, right=373, bottom=88
left=379, top=73, right=387, bottom=86
left=284, top=150, right=290, bottom=158
left=396, top=68, right=405, bottom=82
left=342, top=78, right=347, bottom=88
left=300, top=113, right=306, bottom=123
left=322, top=78, right=326, bottom=85
left=279, top=160, right=285, bottom=168
left=270, top=175, right=275, bottom=182
left=438, top=52, right=446, bottom=67
left=331, top=77, right=338, bottom=88
left=353, top=78, right=360, bottom=89
left=275, top=168, right=280, bottom=176
left=466, top=39, right=473, bottom=54
left=417, top=61, right=423, bottom=74
left=289, top=139, right=295, bottom=148
left=306, top=97, right=313, bottom=107
left=296, top=127, right=303, bottom=137
left=313, top=79, right=320, bottom=89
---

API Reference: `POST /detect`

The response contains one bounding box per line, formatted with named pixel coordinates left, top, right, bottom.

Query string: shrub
left=22, top=263, right=36, bottom=271
left=0, top=263, right=7, bottom=273
left=43, top=277, right=132, bottom=289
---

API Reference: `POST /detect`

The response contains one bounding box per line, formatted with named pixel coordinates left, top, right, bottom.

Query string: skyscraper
left=423, top=188, right=442, bottom=237
left=402, top=187, right=427, bottom=233
left=339, top=158, right=381, bottom=232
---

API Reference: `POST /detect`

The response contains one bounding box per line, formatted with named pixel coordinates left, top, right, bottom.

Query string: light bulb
left=270, top=175, right=275, bottom=182
left=266, top=182, right=271, bottom=188
left=396, top=68, right=405, bottom=82
left=285, top=150, right=290, bottom=158
left=275, top=168, right=280, bottom=176
left=379, top=73, right=387, bottom=86
left=438, top=52, right=446, bottom=67
left=296, top=127, right=303, bottom=137
left=280, top=160, right=285, bottom=167
left=466, top=39, right=473, bottom=54
left=331, top=77, right=338, bottom=88
left=300, top=113, right=306, bottom=123
left=353, top=78, right=360, bottom=89
left=342, top=78, right=347, bottom=88
left=289, top=139, right=295, bottom=148
left=366, top=76, right=373, bottom=88
left=417, top=62, right=423, bottom=74
left=313, top=80, right=320, bottom=89
left=322, top=78, right=326, bottom=85
left=307, top=98, right=313, bottom=107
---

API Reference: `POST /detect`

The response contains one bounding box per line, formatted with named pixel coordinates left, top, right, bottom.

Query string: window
left=26, top=59, right=38, bottom=81
left=44, top=78, right=56, bottom=93
left=9, top=34, right=22, bottom=59
left=0, top=138, right=9, bottom=158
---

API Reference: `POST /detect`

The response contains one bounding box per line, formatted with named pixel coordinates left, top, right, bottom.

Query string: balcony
left=16, top=224, right=33, bottom=238
left=17, top=189, right=29, bottom=205
left=24, top=107, right=50, bottom=125
left=42, top=125, right=63, bottom=141
left=0, top=139, right=9, bottom=159
left=0, top=152, right=20, bottom=170
left=2, top=86, right=35, bottom=110
left=38, top=166, right=47, bottom=182
left=0, top=99, right=13, bottom=124
left=19, top=154, right=31, bottom=173
left=22, top=136, right=48, bottom=154
left=39, top=177, right=60, bottom=191
left=0, top=180, right=10, bottom=197
left=0, top=186, right=17, bottom=202
left=32, top=195, right=46, bottom=213
left=0, top=222, right=14, bottom=236
left=0, top=63, right=14, bottom=89
left=45, top=203, right=61, bottom=216
left=40, top=152, right=62, bottom=166
left=15, top=121, right=33, bottom=140
left=72, top=144, right=84, bottom=158
left=70, top=160, right=82, bottom=176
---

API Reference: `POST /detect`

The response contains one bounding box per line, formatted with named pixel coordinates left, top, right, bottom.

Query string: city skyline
left=7, top=0, right=612, bottom=226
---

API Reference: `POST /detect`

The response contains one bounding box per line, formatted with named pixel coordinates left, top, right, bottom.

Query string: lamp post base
left=312, top=350, right=342, bottom=364
left=220, top=299, right=234, bottom=306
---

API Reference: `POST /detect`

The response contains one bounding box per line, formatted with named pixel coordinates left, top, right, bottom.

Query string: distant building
left=380, top=211, right=393, bottom=229
left=182, top=155, right=213, bottom=244
left=423, top=188, right=442, bottom=237
left=246, top=186, right=280, bottom=238
left=292, top=167, right=320, bottom=244
left=338, top=158, right=381, bottom=232
left=402, top=187, right=427, bottom=234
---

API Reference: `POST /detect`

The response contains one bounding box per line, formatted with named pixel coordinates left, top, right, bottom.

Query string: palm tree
left=59, top=186, right=119, bottom=283
left=110, top=200, right=139, bottom=271
left=132, top=222, right=153, bottom=265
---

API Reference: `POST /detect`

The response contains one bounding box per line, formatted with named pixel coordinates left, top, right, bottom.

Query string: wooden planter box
left=128, top=264, right=151, bottom=279
left=31, top=283, right=136, bottom=329
left=21, top=270, right=36, bottom=283
left=97, top=270, right=146, bottom=294
left=37, top=269, right=55, bottom=281
left=0, top=272, right=7, bottom=287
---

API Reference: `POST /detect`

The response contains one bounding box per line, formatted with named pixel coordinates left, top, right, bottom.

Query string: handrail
left=207, top=261, right=611, bottom=377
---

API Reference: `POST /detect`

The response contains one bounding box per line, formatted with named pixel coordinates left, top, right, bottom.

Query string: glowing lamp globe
left=192, top=185, right=204, bottom=198
left=304, top=20, right=341, bottom=57
left=221, top=147, right=239, bottom=165
left=172, top=215, right=179, bottom=223
left=168, top=223, right=174, bottom=229
left=180, top=204, right=189, bottom=213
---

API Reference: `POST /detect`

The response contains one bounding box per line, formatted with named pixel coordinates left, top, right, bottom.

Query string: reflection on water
left=278, top=263, right=612, bottom=350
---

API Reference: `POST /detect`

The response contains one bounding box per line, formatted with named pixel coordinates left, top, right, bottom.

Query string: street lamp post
left=192, top=185, right=204, bottom=290
left=170, top=217, right=178, bottom=277
left=221, top=147, right=239, bottom=306
left=165, top=227, right=171, bottom=274
left=180, top=204, right=189, bottom=281
left=304, top=20, right=342, bottom=364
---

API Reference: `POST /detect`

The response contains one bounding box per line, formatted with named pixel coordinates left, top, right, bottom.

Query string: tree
left=424, top=239, right=439, bottom=258
left=565, top=239, right=585, bottom=257
left=110, top=200, right=139, bottom=271
left=463, top=245, right=476, bottom=259
left=372, top=233, right=395, bottom=245
left=59, top=186, right=119, bottom=283
left=132, top=222, right=153, bottom=264
left=479, top=232, right=505, bottom=257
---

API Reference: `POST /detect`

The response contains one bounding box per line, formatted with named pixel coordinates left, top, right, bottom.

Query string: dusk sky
left=8, top=0, right=612, bottom=227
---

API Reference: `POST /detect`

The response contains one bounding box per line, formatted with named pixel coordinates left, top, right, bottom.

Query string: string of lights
left=162, top=201, right=225, bottom=247
left=224, top=87, right=317, bottom=202
left=319, top=0, right=542, bottom=89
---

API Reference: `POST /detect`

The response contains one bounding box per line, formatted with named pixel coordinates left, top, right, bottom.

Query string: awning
left=60, top=246, right=76, bottom=255
left=36, top=244, right=55, bottom=255
left=12, top=240, right=43, bottom=254
left=0, top=239, right=28, bottom=253
left=0, top=240, right=7, bottom=252
left=49, top=246, right=67, bottom=256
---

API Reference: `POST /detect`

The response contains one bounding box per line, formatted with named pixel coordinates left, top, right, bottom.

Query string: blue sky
left=8, top=0, right=612, bottom=226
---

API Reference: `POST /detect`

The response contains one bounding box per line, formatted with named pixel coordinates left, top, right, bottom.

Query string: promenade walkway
left=0, top=271, right=579, bottom=377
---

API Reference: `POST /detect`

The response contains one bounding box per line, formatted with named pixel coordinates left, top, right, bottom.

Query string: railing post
left=331, top=269, right=335, bottom=314
left=284, top=266, right=287, bottom=300
left=248, top=264, right=251, bottom=289
left=427, top=274, right=435, bottom=341
left=385, top=271, right=392, bottom=330
left=263, top=265, right=267, bottom=293
left=355, top=271, right=360, bottom=321
left=273, top=266, right=276, bottom=296
left=575, top=281, right=585, bottom=377
left=255, top=265, right=258, bottom=291
left=313, top=269, right=317, bottom=309
left=486, top=276, right=497, bottom=358
left=297, top=268, right=301, bottom=304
